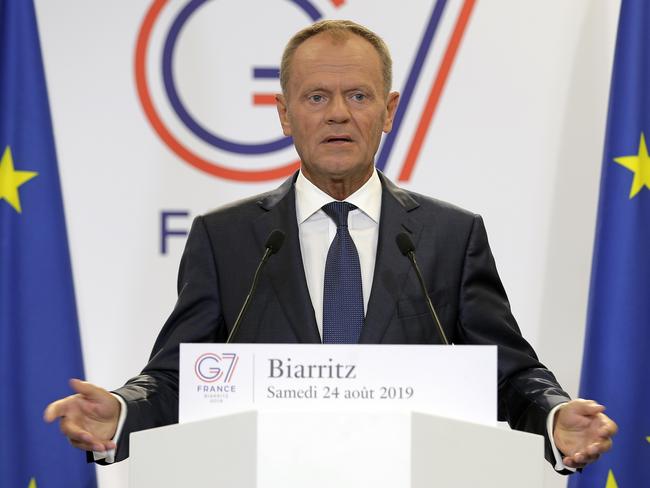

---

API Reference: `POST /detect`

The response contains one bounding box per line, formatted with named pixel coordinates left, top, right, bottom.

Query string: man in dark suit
left=45, top=19, right=616, bottom=472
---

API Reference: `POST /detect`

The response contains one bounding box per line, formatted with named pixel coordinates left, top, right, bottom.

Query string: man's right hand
left=44, top=378, right=120, bottom=452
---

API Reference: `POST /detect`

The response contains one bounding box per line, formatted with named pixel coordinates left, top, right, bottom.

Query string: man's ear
left=276, top=94, right=292, bottom=137
left=382, top=91, right=400, bottom=133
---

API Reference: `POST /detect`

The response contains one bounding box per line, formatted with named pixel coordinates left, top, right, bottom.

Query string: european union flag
left=569, top=1, right=650, bottom=486
left=0, top=0, right=97, bottom=486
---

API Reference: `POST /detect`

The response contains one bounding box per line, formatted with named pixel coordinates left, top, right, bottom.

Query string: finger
left=563, top=457, right=587, bottom=470
left=69, top=439, right=88, bottom=450
left=63, top=416, right=118, bottom=451
left=60, top=418, right=114, bottom=451
left=562, top=456, right=582, bottom=469
left=599, top=416, right=619, bottom=437
left=69, top=438, right=104, bottom=451
left=73, top=439, right=117, bottom=451
left=44, top=397, right=72, bottom=422
left=581, top=448, right=601, bottom=463
left=59, top=416, right=91, bottom=443
left=69, top=378, right=107, bottom=400
left=589, top=439, right=613, bottom=455
left=565, top=451, right=591, bottom=467
left=69, top=438, right=116, bottom=452
left=567, top=445, right=602, bottom=467
left=572, top=399, right=605, bottom=415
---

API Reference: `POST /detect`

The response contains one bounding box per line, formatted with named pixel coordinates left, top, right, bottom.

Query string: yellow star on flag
left=27, top=478, right=37, bottom=488
left=0, top=145, right=38, bottom=213
left=605, top=469, right=619, bottom=488
left=613, top=132, right=650, bottom=198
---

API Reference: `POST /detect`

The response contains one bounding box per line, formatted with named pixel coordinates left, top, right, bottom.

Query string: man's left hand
left=554, top=399, right=618, bottom=469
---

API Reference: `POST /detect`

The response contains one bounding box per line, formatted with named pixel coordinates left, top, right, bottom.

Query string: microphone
left=226, top=229, right=285, bottom=343
left=396, top=232, right=450, bottom=345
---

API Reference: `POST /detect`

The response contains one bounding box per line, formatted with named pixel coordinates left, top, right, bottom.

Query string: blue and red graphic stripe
left=135, top=0, right=475, bottom=182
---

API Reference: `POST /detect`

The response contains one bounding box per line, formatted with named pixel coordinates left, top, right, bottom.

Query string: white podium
left=129, top=410, right=544, bottom=487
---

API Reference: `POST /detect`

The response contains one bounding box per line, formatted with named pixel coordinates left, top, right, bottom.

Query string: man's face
left=276, top=33, right=399, bottom=193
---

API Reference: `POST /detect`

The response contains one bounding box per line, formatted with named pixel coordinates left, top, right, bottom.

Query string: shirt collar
left=295, top=169, right=382, bottom=224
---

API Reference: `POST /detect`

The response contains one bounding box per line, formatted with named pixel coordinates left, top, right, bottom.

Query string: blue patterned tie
left=322, top=202, right=364, bottom=343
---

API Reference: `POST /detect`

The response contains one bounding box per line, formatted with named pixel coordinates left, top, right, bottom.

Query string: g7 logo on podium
left=194, top=352, right=239, bottom=383
left=135, top=0, right=476, bottom=182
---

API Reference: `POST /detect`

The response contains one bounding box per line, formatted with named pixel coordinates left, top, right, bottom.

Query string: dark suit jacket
left=111, top=171, right=570, bottom=465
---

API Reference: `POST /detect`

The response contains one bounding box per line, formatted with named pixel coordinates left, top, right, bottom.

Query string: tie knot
left=322, top=201, right=356, bottom=227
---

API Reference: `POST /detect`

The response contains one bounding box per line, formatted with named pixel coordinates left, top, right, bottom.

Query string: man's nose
left=326, top=94, right=350, bottom=124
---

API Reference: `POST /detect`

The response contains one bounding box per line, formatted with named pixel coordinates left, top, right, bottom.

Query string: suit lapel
left=250, top=171, right=423, bottom=345
left=359, top=173, right=423, bottom=343
left=253, top=174, right=321, bottom=343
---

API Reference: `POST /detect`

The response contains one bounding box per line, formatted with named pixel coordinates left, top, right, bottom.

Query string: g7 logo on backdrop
left=135, top=0, right=476, bottom=182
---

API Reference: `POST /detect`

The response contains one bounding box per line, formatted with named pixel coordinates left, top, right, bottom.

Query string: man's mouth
left=323, top=135, right=353, bottom=144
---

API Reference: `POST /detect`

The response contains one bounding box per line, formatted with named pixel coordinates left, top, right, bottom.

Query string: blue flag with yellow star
left=0, top=0, right=97, bottom=487
left=569, top=1, right=650, bottom=487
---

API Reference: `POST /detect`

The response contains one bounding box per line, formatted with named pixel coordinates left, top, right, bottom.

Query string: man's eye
left=309, top=95, right=325, bottom=103
left=352, top=93, right=366, bottom=102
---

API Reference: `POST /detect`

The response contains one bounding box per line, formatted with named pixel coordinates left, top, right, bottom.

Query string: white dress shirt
left=294, top=169, right=381, bottom=339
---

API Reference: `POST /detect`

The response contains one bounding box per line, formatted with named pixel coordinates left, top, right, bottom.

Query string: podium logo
left=194, top=352, right=239, bottom=383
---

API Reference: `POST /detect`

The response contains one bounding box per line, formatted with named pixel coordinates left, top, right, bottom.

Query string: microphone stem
left=408, top=251, right=450, bottom=345
left=226, top=247, right=272, bottom=343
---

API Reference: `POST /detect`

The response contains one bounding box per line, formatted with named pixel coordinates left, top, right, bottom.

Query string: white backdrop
left=34, top=1, right=619, bottom=487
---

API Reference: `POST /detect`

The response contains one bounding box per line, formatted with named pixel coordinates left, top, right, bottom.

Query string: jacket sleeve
left=109, top=216, right=228, bottom=462
left=455, top=214, right=572, bottom=469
